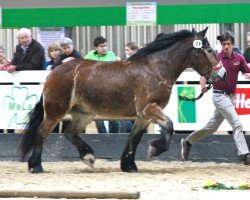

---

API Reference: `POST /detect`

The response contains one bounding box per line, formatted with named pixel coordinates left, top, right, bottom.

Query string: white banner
left=0, top=85, right=43, bottom=129
left=163, top=85, right=250, bottom=132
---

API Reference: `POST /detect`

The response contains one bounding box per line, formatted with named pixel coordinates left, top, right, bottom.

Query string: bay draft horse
left=20, top=27, right=220, bottom=173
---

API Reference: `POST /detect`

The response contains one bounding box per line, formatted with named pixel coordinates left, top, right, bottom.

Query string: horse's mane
left=127, top=29, right=194, bottom=62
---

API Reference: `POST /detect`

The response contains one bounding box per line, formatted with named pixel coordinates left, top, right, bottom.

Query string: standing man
left=181, top=31, right=250, bottom=165
left=5, top=28, right=45, bottom=73
left=84, top=36, right=121, bottom=134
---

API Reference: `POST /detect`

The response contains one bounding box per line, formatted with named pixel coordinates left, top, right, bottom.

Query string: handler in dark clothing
left=52, top=37, right=83, bottom=69
left=5, top=28, right=45, bottom=73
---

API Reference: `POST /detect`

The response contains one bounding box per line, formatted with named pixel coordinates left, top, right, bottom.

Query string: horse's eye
left=207, top=48, right=213, bottom=53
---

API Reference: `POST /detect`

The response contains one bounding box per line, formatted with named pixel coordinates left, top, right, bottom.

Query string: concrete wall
left=0, top=134, right=249, bottom=163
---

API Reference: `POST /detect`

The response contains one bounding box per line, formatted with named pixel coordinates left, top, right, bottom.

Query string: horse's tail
left=20, top=95, right=44, bottom=161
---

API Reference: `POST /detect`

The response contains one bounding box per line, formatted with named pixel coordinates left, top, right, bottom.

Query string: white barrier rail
left=0, top=70, right=249, bottom=131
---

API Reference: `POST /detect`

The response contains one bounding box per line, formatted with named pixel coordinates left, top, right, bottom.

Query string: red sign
left=234, top=88, right=250, bottom=115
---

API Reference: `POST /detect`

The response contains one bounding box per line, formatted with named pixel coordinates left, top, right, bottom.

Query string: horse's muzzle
left=208, top=63, right=227, bottom=83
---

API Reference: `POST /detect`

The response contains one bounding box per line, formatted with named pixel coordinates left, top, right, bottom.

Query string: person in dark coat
left=5, top=28, right=45, bottom=73
left=2, top=28, right=45, bottom=133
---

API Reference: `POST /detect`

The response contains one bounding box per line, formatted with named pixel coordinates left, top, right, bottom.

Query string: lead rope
left=178, top=84, right=212, bottom=101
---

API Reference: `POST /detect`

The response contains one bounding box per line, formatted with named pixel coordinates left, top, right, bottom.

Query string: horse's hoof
left=121, top=166, right=138, bottom=173
left=123, top=168, right=138, bottom=173
left=29, top=166, right=43, bottom=173
left=120, top=161, right=138, bottom=172
left=82, top=153, right=95, bottom=168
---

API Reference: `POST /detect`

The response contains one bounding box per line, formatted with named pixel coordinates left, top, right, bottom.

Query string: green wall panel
left=158, top=3, right=250, bottom=24
left=2, top=7, right=126, bottom=28
left=2, top=3, right=250, bottom=28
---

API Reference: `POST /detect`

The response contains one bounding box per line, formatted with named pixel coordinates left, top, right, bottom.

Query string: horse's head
left=189, top=27, right=222, bottom=81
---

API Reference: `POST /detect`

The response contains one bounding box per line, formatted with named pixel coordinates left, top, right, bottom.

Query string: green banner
left=2, top=3, right=250, bottom=27
left=177, top=86, right=196, bottom=123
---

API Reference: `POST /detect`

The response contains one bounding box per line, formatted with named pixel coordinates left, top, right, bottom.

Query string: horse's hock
left=0, top=133, right=249, bottom=163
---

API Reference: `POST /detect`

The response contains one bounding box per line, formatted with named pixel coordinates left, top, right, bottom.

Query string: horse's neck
left=154, top=44, right=191, bottom=82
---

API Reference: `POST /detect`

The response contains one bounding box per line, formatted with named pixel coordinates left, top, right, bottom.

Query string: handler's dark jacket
left=11, top=39, right=45, bottom=71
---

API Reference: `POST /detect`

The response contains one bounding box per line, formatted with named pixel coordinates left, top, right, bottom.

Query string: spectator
left=1, top=28, right=45, bottom=133
left=124, top=42, right=139, bottom=59
left=121, top=42, right=139, bottom=133
left=0, top=46, right=11, bottom=133
left=0, top=46, right=10, bottom=70
left=84, top=36, right=117, bottom=61
left=44, top=42, right=62, bottom=70
left=243, top=33, right=250, bottom=63
left=5, top=28, right=45, bottom=73
left=51, top=38, right=83, bottom=133
left=52, top=37, right=82, bottom=69
left=84, top=36, right=121, bottom=134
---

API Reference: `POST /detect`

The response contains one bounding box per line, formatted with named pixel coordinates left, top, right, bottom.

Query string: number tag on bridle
left=193, top=40, right=202, bottom=48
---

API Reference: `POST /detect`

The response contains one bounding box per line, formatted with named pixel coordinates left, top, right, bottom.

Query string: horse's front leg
left=148, top=119, right=173, bottom=157
left=120, top=118, right=149, bottom=172
left=146, top=103, right=174, bottom=158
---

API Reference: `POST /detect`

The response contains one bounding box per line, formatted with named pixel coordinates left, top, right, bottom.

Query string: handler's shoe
left=181, top=138, right=192, bottom=160
left=243, top=154, right=250, bottom=165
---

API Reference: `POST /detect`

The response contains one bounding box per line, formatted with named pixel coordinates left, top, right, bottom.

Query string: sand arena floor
left=0, top=160, right=249, bottom=200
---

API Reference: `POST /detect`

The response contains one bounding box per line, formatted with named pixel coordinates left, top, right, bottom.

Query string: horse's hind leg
left=145, top=103, right=174, bottom=158
left=28, top=117, right=58, bottom=173
left=121, top=117, right=149, bottom=172
left=63, top=107, right=95, bottom=167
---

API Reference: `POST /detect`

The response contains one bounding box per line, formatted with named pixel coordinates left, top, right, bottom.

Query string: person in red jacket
left=181, top=31, right=250, bottom=165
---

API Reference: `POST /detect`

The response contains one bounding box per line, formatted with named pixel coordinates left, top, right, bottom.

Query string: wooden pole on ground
left=0, top=190, right=140, bottom=199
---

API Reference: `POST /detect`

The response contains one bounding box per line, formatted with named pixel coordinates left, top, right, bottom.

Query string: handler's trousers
left=186, top=92, right=249, bottom=156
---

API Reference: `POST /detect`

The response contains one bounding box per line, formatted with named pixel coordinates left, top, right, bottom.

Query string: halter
left=192, top=38, right=213, bottom=77
left=179, top=38, right=213, bottom=101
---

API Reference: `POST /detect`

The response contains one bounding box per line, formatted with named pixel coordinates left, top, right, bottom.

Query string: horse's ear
left=197, top=27, right=208, bottom=38
left=192, top=28, right=196, bottom=34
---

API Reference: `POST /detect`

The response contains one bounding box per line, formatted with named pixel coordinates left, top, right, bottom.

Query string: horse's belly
left=77, top=96, right=136, bottom=118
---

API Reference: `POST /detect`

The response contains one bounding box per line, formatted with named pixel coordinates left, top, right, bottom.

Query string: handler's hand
left=62, top=57, right=75, bottom=63
left=201, top=87, right=208, bottom=93
left=243, top=73, right=250, bottom=80
left=6, top=65, right=16, bottom=73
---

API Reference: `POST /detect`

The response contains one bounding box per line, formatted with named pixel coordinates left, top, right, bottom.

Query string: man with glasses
left=84, top=36, right=121, bottom=134
left=181, top=31, right=250, bottom=165
left=4, top=28, right=45, bottom=73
